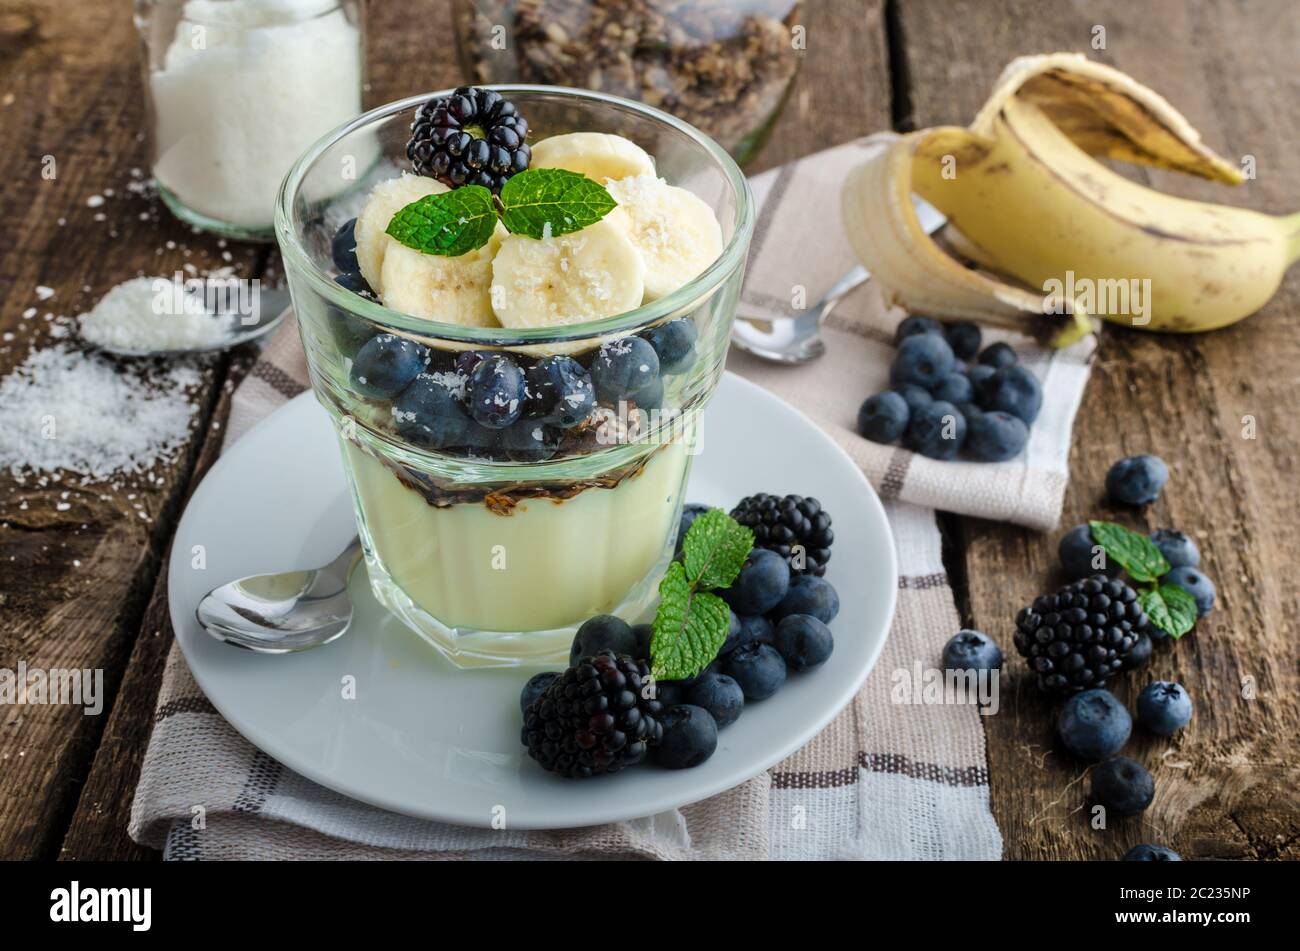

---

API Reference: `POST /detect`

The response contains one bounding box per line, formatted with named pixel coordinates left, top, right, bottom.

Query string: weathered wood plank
left=0, top=1, right=265, bottom=860
left=896, top=0, right=1300, bottom=859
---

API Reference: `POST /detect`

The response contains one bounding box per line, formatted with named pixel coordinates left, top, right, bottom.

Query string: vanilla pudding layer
left=342, top=439, right=688, bottom=635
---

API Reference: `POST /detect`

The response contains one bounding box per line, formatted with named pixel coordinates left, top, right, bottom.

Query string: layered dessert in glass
left=276, top=86, right=753, bottom=667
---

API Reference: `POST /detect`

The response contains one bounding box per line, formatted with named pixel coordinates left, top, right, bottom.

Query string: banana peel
left=842, top=53, right=1300, bottom=344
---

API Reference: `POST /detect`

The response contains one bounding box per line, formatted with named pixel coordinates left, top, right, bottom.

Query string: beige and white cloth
left=130, top=139, right=1095, bottom=860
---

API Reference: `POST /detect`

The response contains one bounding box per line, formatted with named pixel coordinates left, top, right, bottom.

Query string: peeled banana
left=606, top=175, right=724, bottom=301
left=842, top=53, right=1300, bottom=340
left=529, top=132, right=656, bottom=183
left=379, top=223, right=506, bottom=328
left=354, top=173, right=447, bottom=293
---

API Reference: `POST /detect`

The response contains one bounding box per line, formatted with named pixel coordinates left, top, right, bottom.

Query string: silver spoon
left=91, top=287, right=293, bottom=358
left=196, top=536, right=362, bottom=653
left=731, top=198, right=948, bottom=365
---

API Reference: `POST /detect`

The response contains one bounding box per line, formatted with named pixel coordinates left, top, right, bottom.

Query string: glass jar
left=134, top=0, right=368, bottom=240
left=277, top=87, right=754, bottom=668
left=452, top=0, right=805, bottom=165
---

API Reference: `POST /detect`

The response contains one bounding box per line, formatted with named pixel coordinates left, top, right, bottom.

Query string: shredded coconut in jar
left=77, top=276, right=232, bottom=353
left=148, top=0, right=366, bottom=229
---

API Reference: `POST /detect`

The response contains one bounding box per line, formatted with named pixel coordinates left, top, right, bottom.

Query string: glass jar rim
left=275, top=85, right=755, bottom=345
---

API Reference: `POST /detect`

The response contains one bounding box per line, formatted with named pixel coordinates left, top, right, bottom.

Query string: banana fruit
left=529, top=132, right=656, bottom=183
left=490, top=216, right=646, bottom=329
left=606, top=175, right=724, bottom=301
left=842, top=53, right=1300, bottom=340
left=354, top=173, right=447, bottom=293
left=379, top=224, right=506, bottom=328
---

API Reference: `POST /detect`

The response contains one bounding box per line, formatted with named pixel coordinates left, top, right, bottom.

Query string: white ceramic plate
left=169, top=372, right=897, bottom=828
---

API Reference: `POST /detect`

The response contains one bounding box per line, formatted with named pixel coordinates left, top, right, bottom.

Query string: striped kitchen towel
left=129, top=138, right=1095, bottom=860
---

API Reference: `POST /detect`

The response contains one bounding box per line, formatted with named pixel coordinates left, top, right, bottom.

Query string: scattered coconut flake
left=0, top=345, right=202, bottom=480
left=35, top=286, right=55, bottom=301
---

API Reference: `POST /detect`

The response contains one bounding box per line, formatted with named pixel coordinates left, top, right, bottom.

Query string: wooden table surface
left=1, top=0, right=1296, bottom=861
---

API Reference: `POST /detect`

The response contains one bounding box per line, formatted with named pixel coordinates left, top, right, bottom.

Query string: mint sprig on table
left=1088, top=520, right=1198, bottom=639
left=385, top=168, right=617, bottom=256
left=650, top=509, right=754, bottom=682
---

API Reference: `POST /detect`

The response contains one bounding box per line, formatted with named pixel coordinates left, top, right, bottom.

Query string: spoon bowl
left=90, top=288, right=293, bottom=359
left=196, top=536, right=362, bottom=653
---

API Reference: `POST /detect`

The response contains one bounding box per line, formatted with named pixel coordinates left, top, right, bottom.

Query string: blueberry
left=720, top=609, right=742, bottom=654
left=722, top=548, right=790, bottom=616
left=349, top=333, right=428, bottom=399
left=896, top=383, right=933, bottom=416
left=906, top=400, right=966, bottom=459
left=890, top=333, right=955, bottom=389
left=977, top=341, right=1018, bottom=369
left=591, top=337, right=659, bottom=404
left=893, top=314, right=943, bottom=345
left=967, top=363, right=997, bottom=404
left=958, top=402, right=983, bottom=422
left=965, top=410, right=1029, bottom=461
left=983, top=365, right=1042, bottom=424
left=654, top=704, right=718, bottom=769
left=1091, top=756, right=1155, bottom=816
left=333, top=270, right=376, bottom=300
left=1058, top=524, right=1115, bottom=579
left=1106, top=454, right=1169, bottom=506
left=685, top=673, right=745, bottom=728
left=944, top=321, right=982, bottom=361
left=1123, top=631, right=1153, bottom=670
left=941, top=629, right=1003, bottom=672
left=857, top=392, right=909, bottom=444
left=730, top=614, right=774, bottom=652
left=631, top=623, right=653, bottom=662
left=1124, top=844, right=1181, bottom=861
left=524, top=356, right=594, bottom=428
left=332, top=217, right=361, bottom=275
left=931, top=372, right=973, bottom=405
left=500, top=419, right=559, bottom=461
left=653, top=679, right=686, bottom=707
left=519, top=671, right=558, bottom=713
left=1136, top=681, right=1193, bottom=735
left=1150, top=528, right=1200, bottom=569
left=773, top=614, right=834, bottom=671
left=674, top=503, right=710, bottom=557
left=1057, top=688, right=1132, bottom=760
left=722, top=643, right=788, bottom=700
left=770, top=574, right=840, bottom=624
left=466, top=354, right=526, bottom=429
left=640, top=317, right=697, bottom=372
left=569, top=614, right=636, bottom=666
left=631, top=375, right=665, bottom=411
left=392, top=373, right=473, bottom=449
left=1164, top=566, right=1214, bottom=616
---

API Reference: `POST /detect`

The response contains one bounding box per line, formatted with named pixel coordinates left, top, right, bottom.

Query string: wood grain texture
left=0, top=0, right=261, bottom=860
left=896, top=0, right=1300, bottom=860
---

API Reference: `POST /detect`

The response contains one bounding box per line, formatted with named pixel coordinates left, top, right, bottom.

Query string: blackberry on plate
left=730, top=493, right=834, bottom=577
left=406, top=86, right=531, bottom=193
left=521, top=650, right=663, bottom=778
left=1013, top=575, right=1149, bottom=694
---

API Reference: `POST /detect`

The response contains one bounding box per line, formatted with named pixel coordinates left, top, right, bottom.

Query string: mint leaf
left=1089, top=520, right=1170, bottom=583
left=649, top=563, right=732, bottom=681
left=386, top=186, right=498, bottom=256
left=498, top=168, right=616, bottom=239
left=1140, top=584, right=1198, bottom=640
left=682, top=508, right=754, bottom=591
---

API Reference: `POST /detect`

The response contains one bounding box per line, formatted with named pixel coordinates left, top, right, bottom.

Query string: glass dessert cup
left=276, top=87, right=754, bottom=668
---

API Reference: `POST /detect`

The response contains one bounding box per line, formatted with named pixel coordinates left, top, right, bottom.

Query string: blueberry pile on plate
left=519, top=496, right=840, bottom=777
left=332, top=316, right=697, bottom=461
left=855, top=316, right=1041, bottom=462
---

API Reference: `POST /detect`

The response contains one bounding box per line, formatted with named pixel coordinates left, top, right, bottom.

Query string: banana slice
left=490, top=217, right=646, bottom=329
left=606, top=175, right=723, bottom=301
left=379, top=222, right=507, bottom=327
left=529, top=132, right=655, bottom=183
left=354, top=174, right=447, bottom=292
